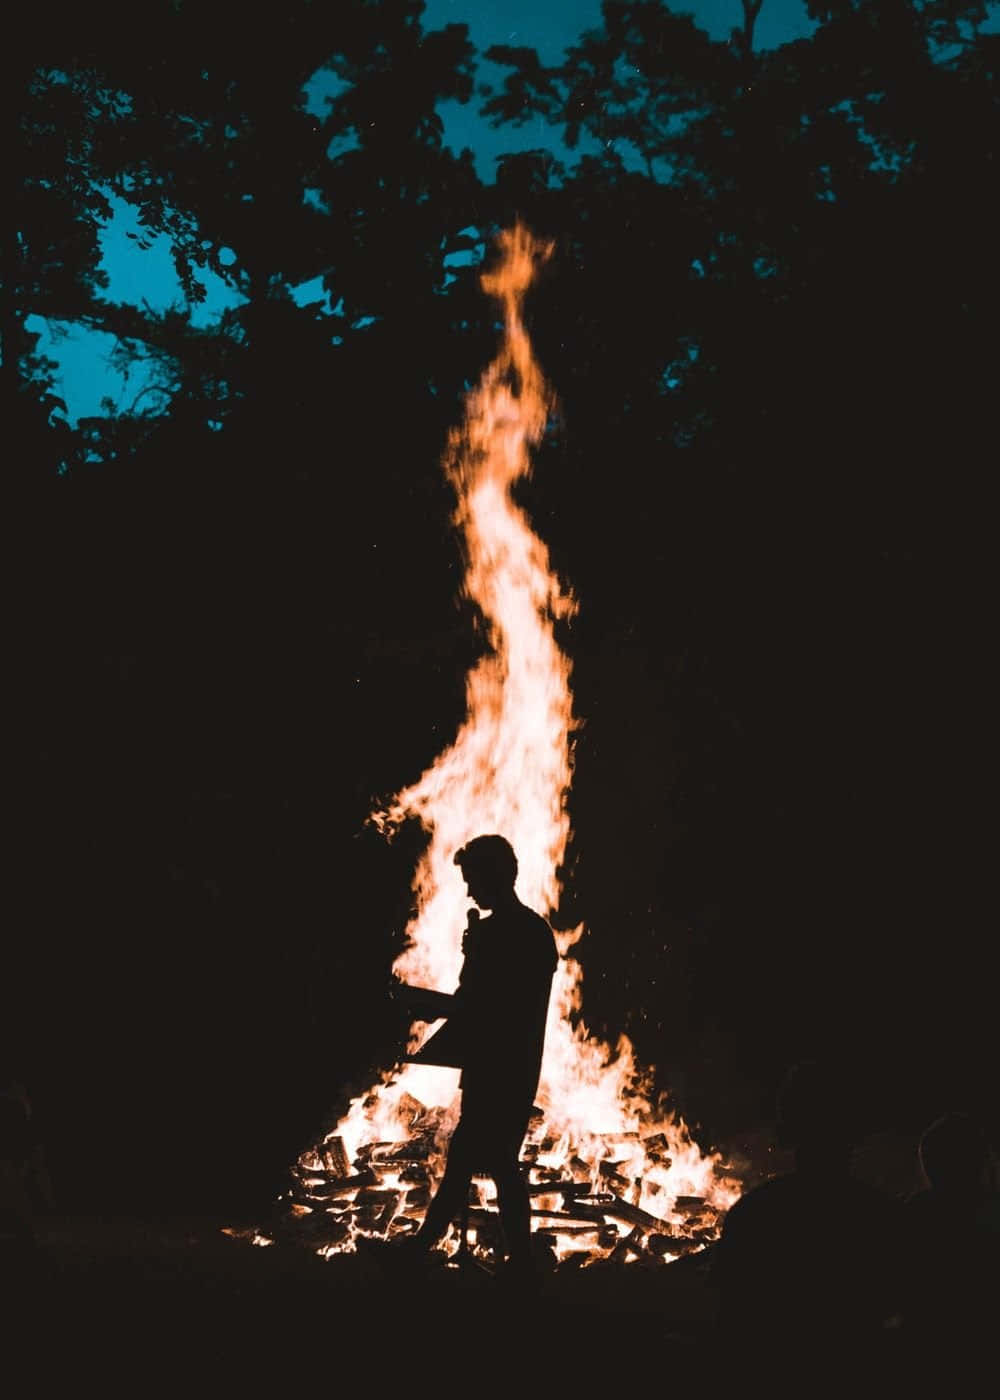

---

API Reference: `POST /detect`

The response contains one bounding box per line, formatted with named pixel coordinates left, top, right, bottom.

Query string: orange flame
left=310, top=224, right=739, bottom=1262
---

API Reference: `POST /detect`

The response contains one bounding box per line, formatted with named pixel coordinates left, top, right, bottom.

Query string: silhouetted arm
left=389, top=977, right=456, bottom=1022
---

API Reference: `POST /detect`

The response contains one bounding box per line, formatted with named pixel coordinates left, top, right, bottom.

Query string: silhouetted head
left=918, top=1112, right=990, bottom=1194
left=775, top=1060, right=858, bottom=1169
left=454, top=834, right=518, bottom=910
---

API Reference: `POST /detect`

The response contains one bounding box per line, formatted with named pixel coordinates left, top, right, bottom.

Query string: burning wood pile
left=237, top=1092, right=733, bottom=1272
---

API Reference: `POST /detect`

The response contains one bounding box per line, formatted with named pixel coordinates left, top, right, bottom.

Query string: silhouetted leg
left=495, top=1150, right=531, bottom=1262
left=414, top=1119, right=474, bottom=1250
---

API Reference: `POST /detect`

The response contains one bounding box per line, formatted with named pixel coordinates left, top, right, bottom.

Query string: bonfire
left=230, top=226, right=740, bottom=1271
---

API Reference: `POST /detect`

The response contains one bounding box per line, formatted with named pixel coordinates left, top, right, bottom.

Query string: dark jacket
left=412, top=899, right=557, bottom=1114
left=714, top=1169, right=906, bottom=1343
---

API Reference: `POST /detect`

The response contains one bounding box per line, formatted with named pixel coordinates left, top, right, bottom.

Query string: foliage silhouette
left=9, top=1, right=996, bottom=1207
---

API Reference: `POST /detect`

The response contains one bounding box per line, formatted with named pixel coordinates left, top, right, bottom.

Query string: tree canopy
left=9, top=1, right=996, bottom=1209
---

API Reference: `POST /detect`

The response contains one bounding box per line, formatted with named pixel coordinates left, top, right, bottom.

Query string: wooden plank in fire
left=647, top=1232, right=676, bottom=1258
left=291, top=1164, right=336, bottom=1183
left=372, top=1138, right=434, bottom=1164
left=530, top=1228, right=617, bottom=1248
left=478, top=1208, right=619, bottom=1249
left=353, top=1142, right=395, bottom=1166
left=642, top=1134, right=679, bottom=1167
left=353, top=1187, right=399, bottom=1206
left=598, top=1159, right=636, bottom=1192
left=368, top=1192, right=402, bottom=1235
left=558, top=1181, right=598, bottom=1199
left=529, top=1221, right=605, bottom=1235
left=534, top=1230, right=606, bottom=1251
left=286, top=1189, right=324, bottom=1211
left=529, top=1165, right=565, bottom=1183
left=320, top=1136, right=351, bottom=1177
left=527, top=1208, right=604, bottom=1223
left=604, top=1190, right=673, bottom=1233
left=284, top=1192, right=354, bottom=1215
left=525, top=1178, right=583, bottom=1197
left=565, top=1193, right=616, bottom=1208
left=289, top=1183, right=336, bottom=1206
left=658, top=1234, right=710, bottom=1257
left=298, top=1167, right=378, bottom=1197
left=608, top=1226, right=646, bottom=1264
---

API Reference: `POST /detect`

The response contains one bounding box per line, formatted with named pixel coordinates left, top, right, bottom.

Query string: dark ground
left=6, top=1128, right=942, bottom=1386
left=9, top=1211, right=963, bottom=1392
left=1, top=1214, right=875, bottom=1386
left=11, top=1213, right=717, bottom=1381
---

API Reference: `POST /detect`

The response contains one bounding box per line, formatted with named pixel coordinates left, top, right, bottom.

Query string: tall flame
left=308, top=225, right=738, bottom=1261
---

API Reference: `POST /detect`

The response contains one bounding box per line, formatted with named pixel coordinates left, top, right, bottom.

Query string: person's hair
left=918, top=1112, right=989, bottom=1191
left=453, top=834, right=518, bottom=888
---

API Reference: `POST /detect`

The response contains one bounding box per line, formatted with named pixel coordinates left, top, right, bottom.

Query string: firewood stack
left=232, top=1093, right=732, bottom=1271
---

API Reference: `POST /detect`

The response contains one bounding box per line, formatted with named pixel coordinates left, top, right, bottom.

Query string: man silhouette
left=399, top=834, right=557, bottom=1279
left=713, top=1059, right=905, bottom=1355
left=901, top=1111, right=999, bottom=1351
